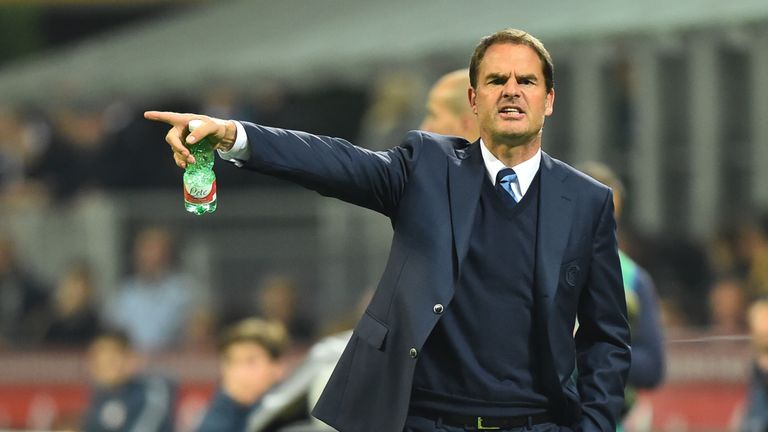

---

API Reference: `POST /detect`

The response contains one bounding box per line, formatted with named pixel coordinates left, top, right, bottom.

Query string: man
left=420, top=69, right=479, bottom=141
left=197, top=318, right=288, bottom=432
left=82, top=329, right=175, bottom=432
left=106, top=226, right=194, bottom=352
left=578, top=162, right=665, bottom=424
left=146, top=28, right=630, bottom=432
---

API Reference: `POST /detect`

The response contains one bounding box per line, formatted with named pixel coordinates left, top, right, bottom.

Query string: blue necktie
left=495, top=168, right=519, bottom=204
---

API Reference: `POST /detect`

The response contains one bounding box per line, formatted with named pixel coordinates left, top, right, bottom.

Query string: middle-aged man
left=146, top=28, right=630, bottom=432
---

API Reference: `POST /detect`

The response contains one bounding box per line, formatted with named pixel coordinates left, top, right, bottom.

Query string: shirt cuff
left=217, top=121, right=250, bottom=166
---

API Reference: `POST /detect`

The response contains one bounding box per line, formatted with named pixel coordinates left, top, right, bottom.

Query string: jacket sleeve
left=238, top=122, right=424, bottom=217
left=627, top=269, right=665, bottom=388
left=575, top=191, right=632, bottom=432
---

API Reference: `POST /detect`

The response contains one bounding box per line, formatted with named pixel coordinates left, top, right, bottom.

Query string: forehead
left=224, top=341, right=271, bottom=358
left=478, top=43, right=544, bottom=77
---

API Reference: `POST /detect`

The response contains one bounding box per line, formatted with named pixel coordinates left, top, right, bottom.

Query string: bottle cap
left=188, top=119, right=204, bottom=132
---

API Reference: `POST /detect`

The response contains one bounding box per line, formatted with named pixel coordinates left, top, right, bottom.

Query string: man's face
left=420, top=83, right=467, bottom=138
left=469, top=43, right=554, bottom=147
left=134, top=231, right=171, bottom=278
left=87, top=339, right=135, bottom=388
left=221, top=342, right=281, bottom=405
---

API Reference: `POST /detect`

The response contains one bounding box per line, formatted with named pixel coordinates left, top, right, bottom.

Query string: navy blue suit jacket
left=237, top=123, right=631, bottom=432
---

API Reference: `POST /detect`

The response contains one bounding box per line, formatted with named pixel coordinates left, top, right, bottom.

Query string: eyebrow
left=484, top=72, right=539, bottom=83
left=485, top=72, right=509, bottom=82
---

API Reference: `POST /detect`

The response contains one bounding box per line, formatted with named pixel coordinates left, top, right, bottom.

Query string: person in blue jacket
left=197, top=318, right=289, bottom=432
left=82, top=329, right=176, bottom=432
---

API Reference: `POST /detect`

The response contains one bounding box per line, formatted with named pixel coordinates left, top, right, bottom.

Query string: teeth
left=501, top=108, right=521, bottom=113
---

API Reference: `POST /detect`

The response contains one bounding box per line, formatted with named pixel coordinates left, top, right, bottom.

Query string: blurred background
left=1, top=0, right=767, bottom=430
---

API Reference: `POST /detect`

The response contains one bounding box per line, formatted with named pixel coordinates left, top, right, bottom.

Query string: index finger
left=144, top=111, right=194, bottom=127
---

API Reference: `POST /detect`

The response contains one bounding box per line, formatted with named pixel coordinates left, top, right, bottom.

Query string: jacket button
left=409, top=348, right=418, bottom=358
left=433, top=304, right=444, bottom=314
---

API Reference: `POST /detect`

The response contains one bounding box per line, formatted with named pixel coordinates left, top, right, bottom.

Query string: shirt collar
left=479, top=139, right=541, bottom=196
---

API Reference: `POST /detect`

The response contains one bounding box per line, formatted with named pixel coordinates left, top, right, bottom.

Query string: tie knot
left=496, top=168, right=517, bottom=186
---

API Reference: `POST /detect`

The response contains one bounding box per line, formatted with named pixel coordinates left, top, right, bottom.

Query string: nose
left=501, top=80, right=521, bottom=99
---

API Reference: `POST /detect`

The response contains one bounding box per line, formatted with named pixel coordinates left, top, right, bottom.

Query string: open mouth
left=498, top=106, right=525, bottom=120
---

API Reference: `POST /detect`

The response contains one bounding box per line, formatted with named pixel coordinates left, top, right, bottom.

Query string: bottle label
left=184, top=180, right=217, bottom=204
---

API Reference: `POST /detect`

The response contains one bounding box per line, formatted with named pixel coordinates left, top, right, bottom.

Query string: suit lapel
left=448, top=141, right=485, bottom=274
left=535, top=153, right=574, bottom=303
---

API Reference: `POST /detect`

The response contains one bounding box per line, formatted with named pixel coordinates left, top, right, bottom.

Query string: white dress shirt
left=217, top=121, right=250, bottom=167
left=479, top=139, right=541, bottom=202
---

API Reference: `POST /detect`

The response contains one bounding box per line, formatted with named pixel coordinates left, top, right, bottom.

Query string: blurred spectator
left=255, top=275, right=315, bottom=345
left=197, top=318, right=289, bottom=432
left=43, top=261, right=101, bottom=348
left=82, top=329, right=176, bottom=432
left=419, top=68, right=478, bottom=141
left=0, top=106, right=50, bottom=207
left=741, top=298, right=768, bottom=432
left=34, top=102, right=112, bottom=202
left=708, top=276, right=748, bottom=335
left=0, top=233, right=50, bottom=348
left=106, top=226, right=195, bottom=353
left=710, top=214, right=768, bottom=300
left=578, top=162, right=665, bottom=420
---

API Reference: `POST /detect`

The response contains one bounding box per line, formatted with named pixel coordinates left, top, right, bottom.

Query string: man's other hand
left=144, top=111, right=237, bottom=169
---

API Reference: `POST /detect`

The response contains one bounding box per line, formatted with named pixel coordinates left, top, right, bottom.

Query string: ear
left=468, top=87, right=478, bottom=116
left=545, top=88, right=555, bottom=117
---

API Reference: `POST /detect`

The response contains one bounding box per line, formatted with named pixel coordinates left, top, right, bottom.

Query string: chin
left=493, top=130, right=529, bottom=141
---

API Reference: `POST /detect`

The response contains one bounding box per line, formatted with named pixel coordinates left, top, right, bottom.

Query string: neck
left=482, top=135, right=541, bottom=167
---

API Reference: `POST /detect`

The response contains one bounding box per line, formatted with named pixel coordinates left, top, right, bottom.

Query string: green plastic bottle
left=183, top=119, right=217, bottom=215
